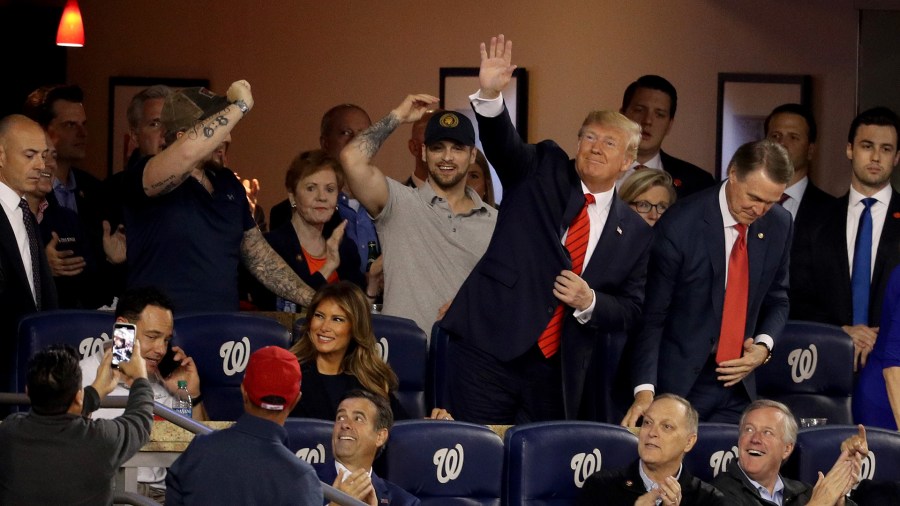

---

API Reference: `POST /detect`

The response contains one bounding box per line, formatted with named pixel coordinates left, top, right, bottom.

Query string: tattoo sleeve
left=356, top=113, right=400, bottom=159
left=240, top=227, right=315, bottom=307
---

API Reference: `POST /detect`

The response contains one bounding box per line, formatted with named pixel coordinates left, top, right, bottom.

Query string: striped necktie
left=537, top=193, right=595, bottom=358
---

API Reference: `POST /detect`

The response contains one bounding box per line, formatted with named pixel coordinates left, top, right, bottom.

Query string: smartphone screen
left=111, top=322, right=136, bottom=367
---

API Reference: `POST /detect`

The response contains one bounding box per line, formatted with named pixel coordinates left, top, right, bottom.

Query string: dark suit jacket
left=712, top=462, right=823, bottom=506
left=315, top=461, right=421, bottom=506
left=0, top=207, right=58, bottom=391
left=440, top=105, right=654, bottom=419
left=289, top=362, right=409, bottom=421
left=577, top=459, right=725, bottom=506
left=660, top=150, right=716, bottom=199
left=787, top=181, right=837, bottom=319
left=632, top=184, right=792, bottom=397
left=269, top=198, right=292, bottom=231
left=790, top=190, right=900, bottom=327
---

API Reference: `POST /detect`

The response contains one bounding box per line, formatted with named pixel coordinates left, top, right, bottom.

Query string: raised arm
left=478, top=34, right=517, bottom=100
left=340, top=94, right=438, bottom=217
left=142, top=80, right=254, bottom=197
left=240, top=227, right=316, bottom=308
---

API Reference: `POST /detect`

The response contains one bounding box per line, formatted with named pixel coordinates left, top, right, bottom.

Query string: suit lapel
left=581, top=198, right=624, bottom=281
left=703, top=194, right=726, bottom=319
left=0, top=210, right=36, bottom=311
left=747, top=219, right=767, bottom=307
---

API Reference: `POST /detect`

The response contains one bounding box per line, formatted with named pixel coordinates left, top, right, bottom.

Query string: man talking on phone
left=78, top=285, right=203, bottom=501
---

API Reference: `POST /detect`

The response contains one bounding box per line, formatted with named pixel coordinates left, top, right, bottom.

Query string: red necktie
left=538, top=193, right=595, bottom=358
left=716, top=223, right=748, bottom=363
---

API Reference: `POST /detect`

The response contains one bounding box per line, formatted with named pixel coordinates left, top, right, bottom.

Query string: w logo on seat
left=433, top=444, right=464, bottom=483
left=78, top=333, right=110, bottom=360
left=571, top=449, right=602, bottom=488
left=788, top=344, right=817, bottom=383
left=220, top=337, right=251, bottom=376
left=375, top=337, right=389, bottom=362
left=859, top=451, right=876, bottom=481
left=709, top=446, right=739, bottom=477
left=296, top=444, right=326, bottom=464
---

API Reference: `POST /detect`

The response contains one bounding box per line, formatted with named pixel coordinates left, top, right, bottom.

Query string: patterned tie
left=851, top=198, right=876, bottom=325
left=778, top=194, right=789, bottom=205
left=716, top=223, right=748, bottom=363
left=18, top=198, right=42, bottom=310
left=537, top=193, right=595, bottom=358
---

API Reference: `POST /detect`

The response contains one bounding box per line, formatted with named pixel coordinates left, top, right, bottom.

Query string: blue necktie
left=851, top=198, right=876, bottom=325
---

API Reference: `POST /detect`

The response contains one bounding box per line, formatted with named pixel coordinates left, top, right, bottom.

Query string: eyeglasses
left=631, top=200, right=669, bottom=214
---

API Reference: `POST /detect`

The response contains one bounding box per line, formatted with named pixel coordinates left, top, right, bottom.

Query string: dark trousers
left=686, top=355, right=751, bottom=423
left=448, top=338, right=564, bottom=424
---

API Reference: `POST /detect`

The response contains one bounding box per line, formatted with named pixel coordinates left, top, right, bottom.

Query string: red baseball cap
left=242, top=346, right=301, bottom=411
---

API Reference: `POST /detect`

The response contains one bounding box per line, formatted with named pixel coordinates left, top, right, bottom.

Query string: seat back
left=756, top=320, right=854, bottom=423
left=15, top=310, right=115, bottom=392
left=683, top=423, right=740, bottom=483
left=173, top=312, right=291, bottom=420
left=380, top=420, right=503, bottom=505
left=370, top=314, right=428, bottom=418
left=283, top=418, right=335, bottom=465
left=794, top=425, right=900, bottom=484
left=504, top=421, right=638, bottom=506
left=294, top=314, right=428, bottom=418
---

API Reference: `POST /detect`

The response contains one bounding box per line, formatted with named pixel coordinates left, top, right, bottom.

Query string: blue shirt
left=166, top=413, right=323, bottom=505
left=338, top=192, right=380, bottom=274
left=124, top=159, right=255, bottom=312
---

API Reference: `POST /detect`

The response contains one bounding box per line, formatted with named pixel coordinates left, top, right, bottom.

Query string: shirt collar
left=335, top=460, right=372, bottom=481
left=783, top=176, right=809, bottom=201
left=738, top=463, right=785, bottom=503
left=718, top=181, right=738, bottom=229
left=849, top=183, right=892, bottom=208
left=422, top=181, right=491, bottom=214
left=638, top=459, right=683, bottom=492
left=0, top=181, right=23, bottom=214
left=632, top=151, right=664, bottom=171
left=52, top=169, right=77, bottom=191
left=581, top=181, right=616, bottom=212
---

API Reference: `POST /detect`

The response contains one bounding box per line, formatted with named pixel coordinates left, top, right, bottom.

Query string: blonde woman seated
left=618, top=169, right=676, bottom=226
left=289, top=281, right=452, bottom=421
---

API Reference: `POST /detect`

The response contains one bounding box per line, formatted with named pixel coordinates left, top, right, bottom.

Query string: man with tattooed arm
left=122, top=81, right=316, bottom=312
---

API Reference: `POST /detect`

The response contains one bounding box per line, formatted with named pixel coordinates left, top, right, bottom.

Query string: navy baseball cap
left=424, top=111, right=476, bottom=146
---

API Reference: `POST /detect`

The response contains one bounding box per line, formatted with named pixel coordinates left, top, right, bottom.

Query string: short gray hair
left=728, top=139, right=793, bottom=185
left=653, top=393, right=699, bottom=434
left=740, top=399, right=798, bottom=444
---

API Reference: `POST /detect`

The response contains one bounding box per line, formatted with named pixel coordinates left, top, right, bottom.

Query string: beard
left=428, top=165, right=467, bottom=190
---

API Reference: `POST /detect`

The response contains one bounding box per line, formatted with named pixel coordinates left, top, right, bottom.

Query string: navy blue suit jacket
left=440, top=105, right=653, bottom=419
left=790, top=190, right=900, bottom=327
left=659, top=150, right=716, bottom=199
left=631, top=183, right=792, bottom=396
left=315, top=461, right=421, bottom=506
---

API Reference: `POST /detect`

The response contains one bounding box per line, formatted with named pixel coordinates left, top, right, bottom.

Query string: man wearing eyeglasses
left=623, top=140, right=793, bottom=425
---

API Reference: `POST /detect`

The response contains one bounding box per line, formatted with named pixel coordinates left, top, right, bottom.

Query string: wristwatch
left=755, top=342, right=773, bottom=365
left=233, top=99, right=250, bottom=116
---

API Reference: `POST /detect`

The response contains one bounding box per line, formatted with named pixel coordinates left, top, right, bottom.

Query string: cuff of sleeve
left=469, top=91, right=504, bottom=118
left=573, top=290, right=596, bottom=324
left=634, top=384, right=655, bottom=397
left=754, top=334, right=774, bottom=352
left=82, top=386, right=101, bottom=415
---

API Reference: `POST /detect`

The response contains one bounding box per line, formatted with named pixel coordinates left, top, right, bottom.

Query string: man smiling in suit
left=623, top=140, right=793, bottom=425
left=440, top=34, right=654, bottom=423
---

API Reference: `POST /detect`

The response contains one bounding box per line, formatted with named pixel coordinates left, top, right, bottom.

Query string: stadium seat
left=15, top=309, right=115, bottom=393
left=283, top=417, right=335, bottom=465
left=793, top=425, right=900, bottom=485
left=504, top=421, right=638, bottom=505
left=173, top=312, right=291, bottom=420
left=684, top=423, right=740, bottom=483
left=756, top=320, right=854, bottom=424
left=380, top=420, right=504, bottom=505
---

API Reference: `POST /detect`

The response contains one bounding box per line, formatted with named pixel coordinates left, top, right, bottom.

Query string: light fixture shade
left=56, top=0, right=85, bottom=47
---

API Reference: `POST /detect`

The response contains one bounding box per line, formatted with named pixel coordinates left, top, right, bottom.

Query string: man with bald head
left=0, top=114, right=59, bottom=392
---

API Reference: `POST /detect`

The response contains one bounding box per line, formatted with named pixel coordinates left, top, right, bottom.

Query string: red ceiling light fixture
left=56, top=0, right=85, bottom=47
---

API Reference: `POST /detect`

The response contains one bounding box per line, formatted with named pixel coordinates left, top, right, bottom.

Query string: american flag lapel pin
left=616, top=226, right=623, bottom=235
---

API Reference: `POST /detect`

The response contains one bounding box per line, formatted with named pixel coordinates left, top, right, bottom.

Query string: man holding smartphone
left=78, top=285, right=203, bottom=501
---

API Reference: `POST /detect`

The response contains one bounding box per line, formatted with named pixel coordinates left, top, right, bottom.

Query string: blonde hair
left=619, top=168, right=676, bottom=204
left=579, top=110, right=641, bottom=161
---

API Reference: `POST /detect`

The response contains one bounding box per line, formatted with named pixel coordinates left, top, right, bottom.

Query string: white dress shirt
left=0, top=181, right=36, bottom=302
left=846, top=184, right=892, bottom=279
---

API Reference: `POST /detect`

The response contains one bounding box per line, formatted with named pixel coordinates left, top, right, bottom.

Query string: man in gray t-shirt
left=340, top=94, right=496, bottom=334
